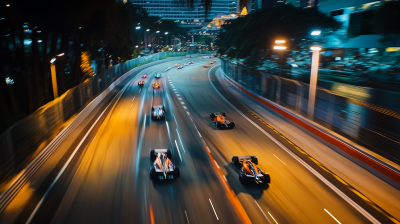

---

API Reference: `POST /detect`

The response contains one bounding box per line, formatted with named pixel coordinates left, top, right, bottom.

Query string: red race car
left=142, top=74, right=147, bottom=78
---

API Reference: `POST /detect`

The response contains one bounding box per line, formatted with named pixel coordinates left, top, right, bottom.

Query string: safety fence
left=0, top=52, right=185, bottom=187
left=220, top=59, right=400, bottom=165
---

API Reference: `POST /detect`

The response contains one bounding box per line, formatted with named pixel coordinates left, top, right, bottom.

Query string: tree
left=372, top=1, right=400, bottom=46
left=0, top=0, right=173, bottom=132
left=216, top=4, right=340, bottom=67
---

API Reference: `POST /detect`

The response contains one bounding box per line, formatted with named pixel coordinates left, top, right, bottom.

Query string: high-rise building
left=130, top=0, right=237, bottom=26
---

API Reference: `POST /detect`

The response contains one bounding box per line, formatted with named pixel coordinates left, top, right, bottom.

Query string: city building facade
left=130, top=0, right=237, bottom=26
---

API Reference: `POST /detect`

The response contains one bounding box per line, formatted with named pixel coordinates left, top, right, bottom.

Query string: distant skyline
left=130, top=0, right=237, bottom=24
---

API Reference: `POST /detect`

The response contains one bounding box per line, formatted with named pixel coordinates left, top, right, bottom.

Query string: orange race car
left=232, top=156, right=270, bottom=184
left=210, top=112, right=235, bottom=129
left=150, top=149, right=180, bottom=180
left=153, top=82, right=160, bottom=89
left=138, top=80, right=145, bottom=86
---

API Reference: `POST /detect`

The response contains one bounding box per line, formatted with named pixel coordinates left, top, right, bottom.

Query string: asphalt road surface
left=12, top=58, right=242, bottom=224
left=8, top=57, right=398, bottom=224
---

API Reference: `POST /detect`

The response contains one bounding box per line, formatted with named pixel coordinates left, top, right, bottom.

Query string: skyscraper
left=130, top=0, right=237, bottom=26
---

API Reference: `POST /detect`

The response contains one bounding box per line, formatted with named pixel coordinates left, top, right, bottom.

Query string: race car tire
left=232, top=156, right=239, bottom=164
left=216, top=122, right=223, bottom=129
left=250, top=156, right=258, bottom=165
left=210, top=113, right=216, bottom=119
left=221, top=112, right=226, bottom=117
left=150, top=167, right=156, bottom=179
left=150, top=150, right=156, bottom=160
left=167, top=149, right=172, bottom=159
left=264, top=174, right=271, bottom=184
left=230, top=122, right=235, bottom=128
left=174, top=167, right=180, bottom=178
left=239, top=174, right=245, bottom=184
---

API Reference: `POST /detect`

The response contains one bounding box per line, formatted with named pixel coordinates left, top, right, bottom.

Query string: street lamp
left=273, top=39, right=287, bottom=76
left=156, top=31, right=160, bottom=33
left=136, top=26, right=141, bottom=29
left=146, top=29, right=150, bottom=32
left=308, top=46, right=321, bottom=118
left=50, top=58, right=58, bottom=99
left=311, top=30, right=321, bottom=36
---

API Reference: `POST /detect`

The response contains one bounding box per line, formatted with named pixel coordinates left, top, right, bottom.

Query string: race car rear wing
left=236, top=156, right=253, bottom=163
left=232, top=156, right=258, bottom=165
left=152, top=149, right=168, bottom=154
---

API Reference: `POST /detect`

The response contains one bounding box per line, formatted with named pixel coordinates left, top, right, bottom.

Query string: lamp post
left=274, top=40, right=286, bottom=76
left=50, top=57, right=58, bottom=99
left=308, top=46, right=321, bottom=118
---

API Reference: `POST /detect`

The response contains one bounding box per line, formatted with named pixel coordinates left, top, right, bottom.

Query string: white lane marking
left=180, top=101, right=185, bottom=105
left=324, top=209, right=341, bottom=224
left=183, top=106, right=187, bottom=109
left=273, top=154, right=286, bottom=165
left=26, top=85, right=127, bottom=224
left=185, top=210, right=190, bottom=224
left=178, top=97, right=182, bottom=100
left=176, top=94, right=180, bottom=96
left=208, top=67, right=381, bottom=224
left=130, top=104, right=133, bottom=108
left=176, top=129, right=186, bottom=153
left=132, top=97, right=135, bottom=101
left=175, top=140, right=183, bottom=161
left=209, top=199, right=219, bottom=220
left=268, top=212, right=278, bottom=224
left=214, top=160, right=220, bottom=169
left=139, top=88, right=141, bottom=93
left=254, top=200, right=272, bottom=224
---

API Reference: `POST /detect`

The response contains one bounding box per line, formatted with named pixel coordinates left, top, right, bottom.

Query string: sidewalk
left=215, top=67, right=400, bottom=221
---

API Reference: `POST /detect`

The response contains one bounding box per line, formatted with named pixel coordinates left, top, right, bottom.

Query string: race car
left=204, top=64, right=210, bottom=68
left=155, top=73, right=161, bottom=78
left=177, top=66, right=183, bottom=69
left=165, top=67, right=171, bottom=72
left=153, top=82, right=160, bottom=89
left=138, top=80, right=145, bottom=86
left=151, top=105, right=166, bottom=120
left=232, top=156, right=270, bottom=184
left=142, top=74, right=147, bottom=78
left=174, top=63, right=180, bottom=67
left=210, top=112, right=235, bottom=129
left=189, top=61, right=194, bottom=64
left=210, top=61, right=215, bottom=64
left=150, top=149, right=180, bottom=180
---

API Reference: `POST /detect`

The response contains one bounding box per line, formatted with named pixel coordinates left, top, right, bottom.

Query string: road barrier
left=0, top=52, right=185, bottom=191
left=220, top=59, right=400, bottom=173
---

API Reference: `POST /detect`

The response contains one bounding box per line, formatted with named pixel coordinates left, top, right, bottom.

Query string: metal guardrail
left=220, top=59, right=400, bottom=165
left=0, top=52, right=185, bottom=187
